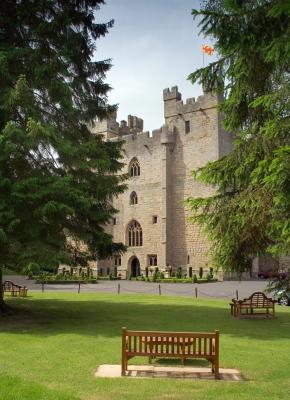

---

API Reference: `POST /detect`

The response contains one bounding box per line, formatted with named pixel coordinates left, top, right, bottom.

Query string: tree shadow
left=1, top=295, right=289, bottom=341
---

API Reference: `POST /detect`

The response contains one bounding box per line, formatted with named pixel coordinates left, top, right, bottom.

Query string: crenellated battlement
left=92, top=85, right=222, bottom=143
left=163, top=86, right=220, bottom=120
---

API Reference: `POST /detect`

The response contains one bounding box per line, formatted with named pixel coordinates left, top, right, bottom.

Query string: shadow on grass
left=1, top=294, right=289, bottom=341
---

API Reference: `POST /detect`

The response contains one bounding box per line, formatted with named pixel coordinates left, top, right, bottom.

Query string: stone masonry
left=92, top=87, right=232, bottom=279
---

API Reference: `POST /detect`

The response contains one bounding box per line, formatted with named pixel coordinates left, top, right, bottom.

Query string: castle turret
left=90, top=111, right=119, bottom=140
left=128, top=115, right=143, bottom=133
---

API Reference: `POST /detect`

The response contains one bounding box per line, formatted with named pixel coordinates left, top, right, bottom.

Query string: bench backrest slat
left=123, top=329, right=218, bottom=357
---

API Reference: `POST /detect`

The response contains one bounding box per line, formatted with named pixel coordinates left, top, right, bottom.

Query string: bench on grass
left=230, top=292, right=276, bottom=318
left=2, top=280, right=28, bottom=297
left=121, top=327, right=220, bottom=379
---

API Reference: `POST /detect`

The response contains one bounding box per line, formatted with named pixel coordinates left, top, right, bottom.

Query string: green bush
left=199, top=267, right=203, bottom=279
left=97, top=275, right=120, bottom=281
left=176, top=268, right=182, bottom=279
left=188, top=267, right=193, bottom=278
left=193, top=274, right=198, bottom=283
left=22, top=262, right=41, bottom=278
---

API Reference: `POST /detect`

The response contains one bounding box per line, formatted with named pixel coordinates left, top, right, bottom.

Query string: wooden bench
left=230, top=292, right=276, bottom=318
left=3, top=280, right=28, bottom=297
left=121, top=327, right=220, bottom=378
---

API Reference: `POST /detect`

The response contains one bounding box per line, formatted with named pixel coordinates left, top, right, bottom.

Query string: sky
left=94, top=0, right=216, bottom=131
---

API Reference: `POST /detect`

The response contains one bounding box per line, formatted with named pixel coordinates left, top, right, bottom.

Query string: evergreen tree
left=0, top=0, right=126, bottom=311
left=187, top=0, right=290, bottom=275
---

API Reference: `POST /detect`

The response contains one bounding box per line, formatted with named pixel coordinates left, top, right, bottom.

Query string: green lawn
left=0, top=292, right=290, bottom=400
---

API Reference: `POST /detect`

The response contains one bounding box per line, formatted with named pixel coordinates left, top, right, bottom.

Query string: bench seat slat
left=126, top=351, right=215, bottom=358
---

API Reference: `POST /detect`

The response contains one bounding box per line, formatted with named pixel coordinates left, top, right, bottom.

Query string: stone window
left=187, top=255, right=190, bottom=264
left=114, top=255, right=121, bottom=266
left=112, top=217, right=116, bottom=225
left=128, top=220, right=143, bottom=247
left=129, top=157, right=140, bottom=177
left=152, top=215, right=158, bottom=224
left=148, top=254, right=157, bottom=266
left=185, top=120, right=190, bottom=134
left=130, top=191, right=138, bottom=205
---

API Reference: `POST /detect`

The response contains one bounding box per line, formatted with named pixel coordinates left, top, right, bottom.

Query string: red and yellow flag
left=202, top=45, right=214, bottom=56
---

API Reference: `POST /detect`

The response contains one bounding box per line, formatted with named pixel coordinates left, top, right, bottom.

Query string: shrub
left=193, top=274, right=198, bottom=283
left=188, top=267, right=193, bottom=278
left=199, top=267, right=203, bottom=279
left=22, top=262, right=40, bottom=279
left=206, top=273, right=211, bottom=282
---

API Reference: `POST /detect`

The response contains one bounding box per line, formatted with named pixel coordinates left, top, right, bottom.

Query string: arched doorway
left=130, top=257, right=140, bottom=277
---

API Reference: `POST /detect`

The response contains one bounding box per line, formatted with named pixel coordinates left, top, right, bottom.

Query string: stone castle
left=92, top=86, right=233, bottom=279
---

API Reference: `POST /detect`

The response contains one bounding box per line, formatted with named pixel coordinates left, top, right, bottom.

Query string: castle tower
left=95, top=86, right=232, bottom=279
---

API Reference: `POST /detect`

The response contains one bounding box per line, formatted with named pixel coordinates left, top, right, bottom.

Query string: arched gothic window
left=130, top=191, right=138, bottom=205
left=127, top=220, right=143, bottom=247
left=129, top=158, right=140, bottom=177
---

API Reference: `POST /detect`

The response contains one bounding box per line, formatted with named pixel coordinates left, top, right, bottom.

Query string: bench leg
left=121, top=355, right=127, bottom=376
left=214, top=358, right=219, bottom=379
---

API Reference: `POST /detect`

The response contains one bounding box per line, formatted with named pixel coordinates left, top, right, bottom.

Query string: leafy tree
left=187, top=0, right=290, bottom=275
left=0, top=0, right=126, bottom=311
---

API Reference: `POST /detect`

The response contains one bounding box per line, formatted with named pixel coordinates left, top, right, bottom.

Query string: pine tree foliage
left=187, top=0, right=290, bottom=274
left=0, top=0, right=126, bottom=283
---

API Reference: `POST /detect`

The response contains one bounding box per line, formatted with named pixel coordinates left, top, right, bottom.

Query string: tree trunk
left=0, top=266, right=11, bottom=314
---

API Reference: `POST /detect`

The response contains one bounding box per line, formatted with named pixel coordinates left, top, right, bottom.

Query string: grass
left=0, top=292, right=290, bottom=400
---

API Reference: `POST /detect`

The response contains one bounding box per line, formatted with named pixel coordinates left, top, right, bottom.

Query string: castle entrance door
left=130, top=257, right=140, bottom=277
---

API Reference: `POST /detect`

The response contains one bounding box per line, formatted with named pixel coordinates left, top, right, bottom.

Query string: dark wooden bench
left=230, top=292, right=276, bottom=318
left=3, top=280, right=28, bottom=297
left=121, top=327, right=220, bottom=378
